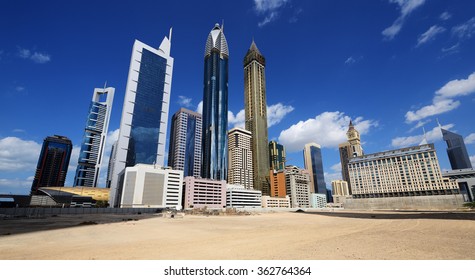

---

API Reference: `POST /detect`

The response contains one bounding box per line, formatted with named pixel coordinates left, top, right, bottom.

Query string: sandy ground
left=0, top=211, right=474, bottom=260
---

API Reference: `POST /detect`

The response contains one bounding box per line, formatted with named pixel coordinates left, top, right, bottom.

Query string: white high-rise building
left=119, top=164, right=183, bottom=209
left=74, top=87, right=114, bottom=187
left=285, top=166, right=311, bottom=208
left=228, top=127, right=253, bottom=188
left=110, top=30, right=174, bottom=207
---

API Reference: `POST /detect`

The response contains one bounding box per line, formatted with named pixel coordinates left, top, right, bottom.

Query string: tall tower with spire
left=201, top=23, right=229, bottom=181
left=244, top=40, right=270, bottom=195
left=347, top=120, right=363, bottom=157
left=339, top=120, right=363, bottom=193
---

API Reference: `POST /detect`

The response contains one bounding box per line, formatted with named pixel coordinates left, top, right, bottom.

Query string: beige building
left=228, top=127, right=253, bottom=188
left=349, top=144, right=459, bottom=198
left=244, top=40, right=270, bottom=196
left=331, top=180, right=352, bottom=204
left=262, top=195, right=290, bottom=208
left=285, top=166, right=311, bottom=208
left=339, top=121, right=364, bottom=193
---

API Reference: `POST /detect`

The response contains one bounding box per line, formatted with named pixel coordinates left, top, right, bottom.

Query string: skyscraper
left=31, top=135, right=73, bottom=194
left=228, top=127, right=253, bottom=188
left=244, top=40, right=270, bottom=195
left=109, top=30, right=174, bottom=207
left=441, top=127, right=472, bottom=170
left=168, top=108, right=202, bottom=178
left=201, top=23, right=229, bottom=181
left=74, top=86, right=114, bottom=187
left=303, top=143, right=327, bottom=196
left=269, top=140, right=286, bottom=171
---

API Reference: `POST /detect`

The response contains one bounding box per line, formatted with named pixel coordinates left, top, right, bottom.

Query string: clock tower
left=346, top=120, right=363, bottom=157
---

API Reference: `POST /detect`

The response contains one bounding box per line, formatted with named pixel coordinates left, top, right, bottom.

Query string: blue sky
left=1, top=0, right=475, bottom=194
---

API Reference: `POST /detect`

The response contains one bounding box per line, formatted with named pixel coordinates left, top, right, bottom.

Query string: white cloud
left=0, top=177, right=34, bottom=189
left=196, top=101, right=203, bottom=114
left=330, top=163, right=342, bottom=173
left=408, top=119, right=431, bottom=132
left=405, top=99, right=460, bottom=123
left=17, top=47, right=51, bottom=63
left=439, top=12, right=451, bottom=21
left=382, top=0, right=426, bottom=40
left=441, top=43, right=460, bottom=53
left=15, top=86, right=25, bottom=92
left=435, top=72, right=475, bottom=100
left=30, top=52, right=51, bottom=63
left=96, top=128, right=120, bottom=187
left=345, top=56, right=356, bottom=65
left=452, top=17, right=475, bottom=40
left=324, top=172, right=342, bottom=187
left=253, top=0, right=290, bottom=27
left=465, top=133, right=475, bottom=144
left=391, top=124, right=453, bottom=148
left=405, top=71, right=475, bottom=123
left=416, top=25, right=446, bottom=47
left=0, top=137, right=42, bottom=172
left=228, top=109, right=246, bottom=129
left=267, top=103, right=294, bottom=127
left=67, top=146, right=80, bottom=176
left=177, top=95, right=193, bottom=107
left=278, top=111, right=378, bottom=152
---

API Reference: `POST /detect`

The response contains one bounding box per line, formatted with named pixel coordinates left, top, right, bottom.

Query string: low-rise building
left=226, top=184, right=262, bottom=208
left=183, top=177, right=226, bottom=209
left=262, top=195, right=290, bottom=208
left=310, top=193, right=327, bottom=208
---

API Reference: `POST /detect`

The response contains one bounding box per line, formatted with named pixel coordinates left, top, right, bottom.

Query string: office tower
left=106, top=141, right=116, bottom=189
left=269, top=140, right=286, bottom=171
left=109, top=30, right=174, bottom=207
left=119, top=164, right=183, bottom=209
left=303, top=143, right=327, bottom=197
left=348, top=144, right=459, bottom=198
left=284, top=165, right=311, bottom=208
left=440, top=126, right=472, bottom=170
left=339, top=120, right=363, bottom=193
left=244, top=40, right=270, bottom=195
left=74, top=86, right=114, bottom=187
left=201, top=23, right=229, bottom=181
left=31, top=135, right=73, bottom=194
left=168, top=108, right=202, bottom=178
left=228, top=128, right=253, bottom=188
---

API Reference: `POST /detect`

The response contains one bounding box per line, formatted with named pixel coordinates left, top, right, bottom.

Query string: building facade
left=110, top=31, right=174, bottom=207
left=243, top=40, right=270, bottom=196
left=183, top=177, right=226, bottom=209
left=31, top=135, right=73, bottom=194
left=261, top=195, right=290, bottom=208
left=331, top=180, right=351, bottom=204
left=348, top=144, right=459, bottom=198
left=339, top=120, right=363, bottom=193
left=269, top=169, right=287, bottom=197
left=285, top=166, right=311, bottom=208
left=74, top=86, right=115, bottom=187
left=441, top=127, right=472, bottom=170
left=226, top=184, right=262, bottom=208
left=310, top=193, right=327, bottom=208
left=168, top=108, right=202, bottom=178
left=119, top=164, right=183, bottom=209
left=201, top=23, right=229, bottom=181
left=228, top=127, right=253, bottom=188
left=269, top=141, right=286, bottom=171
left=303, top=143, right=326, bottom=196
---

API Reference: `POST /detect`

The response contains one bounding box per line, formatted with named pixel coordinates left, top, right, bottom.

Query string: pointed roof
left=204, top=23, right=229, bottom=58
left=249, top=39, right=261, bottom=54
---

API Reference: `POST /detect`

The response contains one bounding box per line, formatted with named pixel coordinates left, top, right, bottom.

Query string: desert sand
left=1, top=210, right=474, bottom=260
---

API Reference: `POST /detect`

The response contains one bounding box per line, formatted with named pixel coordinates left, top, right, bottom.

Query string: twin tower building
left=108, top=24, right=272, bottom=206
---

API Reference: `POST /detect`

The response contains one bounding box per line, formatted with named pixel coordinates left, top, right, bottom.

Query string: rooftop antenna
left=221, top=19, right=224, bottom=32
left=169, top=27, right=173, bottom=43
left=103, top=81, right=107, bottom=90
left=436, top=118, right=442, bottom=129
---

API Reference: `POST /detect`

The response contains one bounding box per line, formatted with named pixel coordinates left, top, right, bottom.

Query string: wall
left=344, top=194, right=465, bottom=210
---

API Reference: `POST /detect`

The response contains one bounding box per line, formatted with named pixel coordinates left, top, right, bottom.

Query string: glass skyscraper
left=109, top=30, right=174, bottom=207
left=31, top=135, right=73, bottom=194
left=441, top=127, right=472, bottom=170
left=201, top=23, right=229, bottom=181
left=303, top=143, right=327, bottom=197
left=269, top=140, right=286, bottom=171
left=168, top=108, right=202, bottom=178
left=74, top=86, right=114, bottom=187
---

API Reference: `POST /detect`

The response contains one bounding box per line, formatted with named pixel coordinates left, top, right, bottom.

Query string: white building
left=226, top=184, right=261, bottom=208
left=285, top=166, right=311, bottom=208
left=262, top=195, right=290, bottom=208
left=110, top=30, right=174, bottom=207
left=183, top=177, right=226, bottom=209
left=119, top=164, right=183, bottom=209
left=74, top=86, right=114, bottom=187
left=228, top=127, right=253, bottom=188
left=310, top=193, right=327, bottom=208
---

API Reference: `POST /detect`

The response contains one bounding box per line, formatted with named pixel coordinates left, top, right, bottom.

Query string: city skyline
left=1, top=1, right=475, bottom=195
